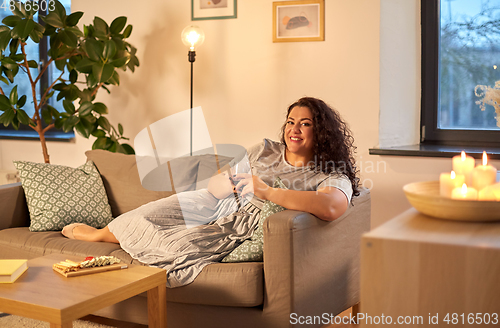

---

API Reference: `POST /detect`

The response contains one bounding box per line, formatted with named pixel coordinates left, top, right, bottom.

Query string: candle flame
left=461, top=151, right=466, bottom=161
left=482, top=151, right=488, bottom=166
left=462, top=183, right=467, bottom=193
left=451, top=171, right=456, bottom=179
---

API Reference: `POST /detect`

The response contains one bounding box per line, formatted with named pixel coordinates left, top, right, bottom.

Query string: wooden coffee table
left=0, top=253, right=167, bottom=328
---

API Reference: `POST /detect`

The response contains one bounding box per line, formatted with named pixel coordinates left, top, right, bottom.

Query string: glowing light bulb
left=181, top=26, right=205, bottom=51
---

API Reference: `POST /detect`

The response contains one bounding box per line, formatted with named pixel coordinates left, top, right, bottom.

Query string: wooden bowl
left=403, top=181, right=500, bottom=222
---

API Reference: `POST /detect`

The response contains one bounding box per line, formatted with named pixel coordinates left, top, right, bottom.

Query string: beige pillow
left=85, top=150, right=174, bottom=217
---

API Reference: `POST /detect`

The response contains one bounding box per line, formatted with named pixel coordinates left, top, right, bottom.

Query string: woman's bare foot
left=62, top=224, right=119, bottom=243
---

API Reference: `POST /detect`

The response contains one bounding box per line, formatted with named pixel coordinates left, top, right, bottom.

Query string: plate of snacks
left=53, top=256, right=127, bottom=277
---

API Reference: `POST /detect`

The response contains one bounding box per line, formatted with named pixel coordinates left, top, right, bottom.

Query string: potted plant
left=0, top=0, right=139, bottom=163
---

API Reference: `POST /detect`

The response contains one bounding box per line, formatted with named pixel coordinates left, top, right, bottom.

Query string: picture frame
left=192, top=0, right=237, bottom=21
left=272, top=0, right=324, bottom=42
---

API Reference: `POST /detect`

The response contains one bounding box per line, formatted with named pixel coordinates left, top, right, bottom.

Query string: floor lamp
left=181, top=26, right=205, bottom=156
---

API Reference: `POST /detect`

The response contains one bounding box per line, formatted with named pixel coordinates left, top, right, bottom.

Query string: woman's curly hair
left=280, top=97, right=360, bottom=200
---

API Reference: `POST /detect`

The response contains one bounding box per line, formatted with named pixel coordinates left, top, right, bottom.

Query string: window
left=0, top=0, right=74, bottom=140
left=421, top=0, right=500, bottom=146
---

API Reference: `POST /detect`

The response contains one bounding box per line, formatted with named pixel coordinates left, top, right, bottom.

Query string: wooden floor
left=83, top=307, right=359, bottom=328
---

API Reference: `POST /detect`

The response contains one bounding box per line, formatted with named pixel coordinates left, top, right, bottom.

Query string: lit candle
left=451, top=183, right=478, bottom=200
left=472, top=151, right=497, bottom=192
left=452, top=151, right=475, bottom=186
left=478, top=182, right=500, bottom=201
left=439, top=170, right=465, bottom=198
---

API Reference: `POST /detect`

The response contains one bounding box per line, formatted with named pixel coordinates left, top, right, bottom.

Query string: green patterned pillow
left=222, top=177, right=287, bottom=263
left=13, top=160, right=114, bottom=232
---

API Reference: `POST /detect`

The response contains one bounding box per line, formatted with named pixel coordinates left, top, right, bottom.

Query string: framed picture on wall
left=273, top=0, right=324, bottom=42
left=192, top=0, right=237, bottom=20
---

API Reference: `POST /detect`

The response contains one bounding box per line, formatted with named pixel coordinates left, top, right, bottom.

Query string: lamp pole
left=188, top=51, right=196, bottom=156
left=181, top=25, right=204, bottom=157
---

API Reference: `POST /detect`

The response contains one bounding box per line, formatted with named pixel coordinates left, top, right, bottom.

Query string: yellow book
left=0, top=259, right=28, bottom=283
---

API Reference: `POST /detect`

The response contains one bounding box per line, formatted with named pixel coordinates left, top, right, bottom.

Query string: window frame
left=0, top=2, right=74, bottom=141
left=420, top=0, right=500, bottom=147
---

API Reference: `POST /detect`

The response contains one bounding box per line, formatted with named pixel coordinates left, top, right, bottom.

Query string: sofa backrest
left=85, top=150, right=231, bottom=217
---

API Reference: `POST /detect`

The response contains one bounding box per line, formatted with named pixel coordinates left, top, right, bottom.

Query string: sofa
left=0, top=149, right=371, bottom=328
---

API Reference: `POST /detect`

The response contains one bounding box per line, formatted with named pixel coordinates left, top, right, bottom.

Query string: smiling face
left=284, top=106, right=315, bottom=166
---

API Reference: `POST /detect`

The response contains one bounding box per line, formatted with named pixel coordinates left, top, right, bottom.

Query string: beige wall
left=1, top=0, right=496, bottom=227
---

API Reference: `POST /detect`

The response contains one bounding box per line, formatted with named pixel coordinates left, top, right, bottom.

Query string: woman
left=62, top=97, right=359, bottom=287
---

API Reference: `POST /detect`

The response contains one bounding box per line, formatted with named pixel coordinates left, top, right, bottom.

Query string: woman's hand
left=234, top=173, right=271, bottom=200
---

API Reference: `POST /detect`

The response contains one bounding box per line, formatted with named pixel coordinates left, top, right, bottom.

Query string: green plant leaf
left=29, top=24, right=44, bottom=43
left=53, top=0, right=67, bottom=22
left=74, top=57, right=94, bottom=74
left=52, top=82, right=67, bottom=91
left=0, top=29, right=12, bottom=51
left=41, top=107, right=52, bottom=124
left=122, top=25, right=132, bottom=38
left=0, top=109, right=15, bottom=126
left=16, top=108, right=30, bottom=125
left=92, top=136, right=113, bottom=150
left=43, top=24, right=56, bottom=37
left=0, top=76, right=9, bottom=85
left=9, top=38, right=20, bottom=54
left=91, top=129, right=106, bottom=138
left=74, top=121, right=91, bottom=138
left=86, top=73, right=98, bottom=88
left=110, top=55, right=129, bottom=68
left=55, top=58, right=66, bottom=71
left=27, top=60, right=38, bottom=68
left=4, top=64, right=19, bottom=83
left=108, top=141, right=119, bottom=152
left=69, top=69, right=77, bottom=84
left=9, top=85, right=18, bottom=104
left=93, top=102, right=108, bottom=114
left=110, top=17, right=127, bottom=35
left=17, top=94, right=26, bottom=107
left=62, top=99, right=75, bottom=114
left=120, top=143, right=135, bottom=155
left=10, top=54, right=24, bottom=61
left=118, top=123, right=123, bottom=135
left=108, top=70, right=119, bottom=86
left=67, top=84, right=80, bottom=101
left=65, top=26, right=84, bottom=38
left=84, top=39, right=103, bottom=61
left=65, top=11, right=83, bottom=27
left=2, top=16, right=22, bottom=27
left=0, top=94, right=12, bottom=110
left=97, top=116, right=110, bottom=131
left=92, top=62, right=114, bottom=83
left=11, top=1, right=26, bottom=18
left=93, top=16, right=109, bottom=36
left=103, top=40, right=116, bottom=61
left=59, top=29, right=78, bottom=48
left=41, top=12, right=64, bottom=29
left=11, top=18, right=35, bottom=40
left=48, top=105, right=60, bottom=118
left=62, top=115, right=79, bottom=132
left=78, top=101, right=94, bottom=116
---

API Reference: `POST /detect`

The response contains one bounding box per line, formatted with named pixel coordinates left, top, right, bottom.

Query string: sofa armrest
left=262, top=187, right=371, bottom=327
left=0, top=182, right=30, bottom=230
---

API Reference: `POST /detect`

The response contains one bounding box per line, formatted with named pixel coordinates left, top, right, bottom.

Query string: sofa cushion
left=0, top=227, right=121, bottom=258
left=166, top=262, right=264, bottom=307
left=85, top=150, right=174, bottom=217
left=13, top=160, right=113, bottom=232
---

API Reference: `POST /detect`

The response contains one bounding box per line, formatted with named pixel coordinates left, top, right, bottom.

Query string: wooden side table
left=0, top=253, right=167, bottom=328
left=360, top=208, right=500, bottom=327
